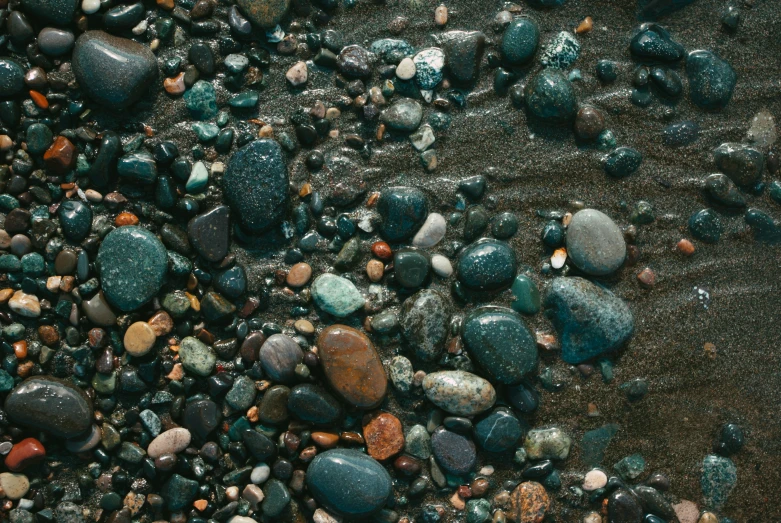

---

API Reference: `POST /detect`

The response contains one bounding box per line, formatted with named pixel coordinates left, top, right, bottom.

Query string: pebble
left=473, top=408, right=523, bottom=453
left=147, top=428, right=191, bottom=458
left=630, top=23, right=684, bottom=62
left=413, top=48, right=445, bottom=90
left=187, top=205, right=231, bottom=263
left=223, top=139, right=288, bottom=234
left=286, top=61, right=308, bottom=86
left=381, top=100, right=424, bottom=133
left=72, top=31, right=158, bottom=109
left=236, top=0, right=289, bottom=27
left=507, top=482, right=550, bottom=523
left=701, top=454, right=737, bottom=509
left=389, top=356, right=414, bottom=393
left=311, top=273, right=365, bottom=317
left=184, top=80, right=218, bottom=120
left=5, top=376, right=93, bottom=438
left=37, top=27, right=75, bottom=56
left=583, top=469, right=607, bottom=491
left=363, top=412, right=404, bottom=460
left=607, top=488, right=643, bottom=522
left=502, top=18, right=539, bottom=65
left=306, top=449, right=392, bottom=517
left=431, top=427, right=476, bottom=476
left=396, top=57, right=416, bottom=80
left=422, top=370, right=496, bottom=416
left=393, top=249, right=430, bottom=289
left=123, top=322, right=156, bottom=357
left=524, top=427, right=572, bottom=460
left=525, top=69, right=577, bottom=122
left=259, top=334, right=303, bottom=383
left=97, top=226, right=168, bottom=311
left=462, top=306, right=538, bottom=384
left=431, top=254, right=453, bottom=277
left=688, top=208, right=723, bottom=243
left=0, top=60, right=25, bottom=97
left=317, top=325, right=388, bottom=409
left=713, top=142, right=763, bottom=187
left=8, top=291, right=40, bottom=318
left=511, top=275, right=541, bottom=315
left=614, top=453, right=646, bottom=479
left=178, top=336, right=217, bottom=377
left=686, top=50, right=736, bottom=110
left=400, top=290, right=449, bottom=361
left=288, top=384, right=343, bottom=424
left=704, top=173, right=745, bottom=208
left=566, top=209, right=626, bottom=275
left=457, top=238, right=517, bottom=291
left=4, top=438, right=45, bottom=472
left=540, top=31, right=580, bottom=69
left=0, top=472, right=30, bottom=500
left=605, top=147, right=643, bottom=178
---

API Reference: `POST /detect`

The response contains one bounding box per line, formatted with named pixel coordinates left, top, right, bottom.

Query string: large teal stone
left=97, top=226, right=168, bottom=311
left=377, top=186, right=428, bottom=242
left=462, top=306, right=537, bottom=385
left=456, top=238, right=517, bottom=292
left=501, top=18, right=539, bottom=65
left=72, top=31, right=158, bottom=109
left=21, top=0, right=77, bottom=25
left=701, top=454, right=737, bottom=509
left=0, top=60, right=25, bottom=97
left=544, top=277, right=634, bottom=364
left=686, top=50, right=736, bottom=110
left=524, top=68, right=577, bottom=122
left=162, top=474, right=199, bottom=511
left=223, top=139, right=288, bottom=234
left=306, top=449, right=392, bottom=517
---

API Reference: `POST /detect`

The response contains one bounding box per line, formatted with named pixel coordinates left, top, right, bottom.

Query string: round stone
left=508, top=482, right=550, bottom=523
left=502, top=17, right=539, bottom=65
left=37, top=27, right=75, bottom=56
left=311, top=273, right=365, bottom=318
left=473, top=408, right=524, bottom=453
left=4, top=438, right=46, bottom=472
left=422, top=370, right=496, bottom=416
left=259, top=334, right=304, bottom=383
left=178, top=337, right=217, bottom=377
left=380, top=101, right=424, bottom=133
left=566, top=209, right=626, bottom=276
left=393, top=249, right=430, bottom=289
left=686, top=50, right=736, bottom=110
left=124, top=321, right=156, bottom=357
left=0, top=472, right=30, bottom=500
left=457, top=238, right=517, bottom=291
left=575, top=106, right=606, bottom=141
left=400, top=289, right=450, bottom=362
left=583, top=469, right=608, bottom=491
left=0, top=60, right=25, bottom=97
left=363, top=412, right=404, bottom=461
left=58, top=200, right=92, bottom=242
left=286, top=262, right=312, bottom=287
left=604, top=147, right=643, bottom=178
left=236, top=0, right=290, bottom=27
left=396, top=57, right=416, bottom=80
left=4, top=376, right=93, bottom=439
left=524, top=68, right=577, bottom=122
left=97, top=226, right=168, bottom=311
left=431, top=427, right=476, bottom=476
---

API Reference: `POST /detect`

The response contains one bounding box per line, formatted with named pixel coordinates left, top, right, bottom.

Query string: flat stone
left=457, top=238, right=517, bottom=291
left=687, top=50, right=736, bottom=110
left=147, top=428, right=191, bottom=458
left=380, top=100, right=424, bottom=133
left=259, top=334, right=303, bottom=383
left=507, top=482, right=550, bottom=523
left=400, top=289, right=450, bottom=362
left=462, top=306, right=537, bottom=385
left=4, top=438, right=45, bottom=472
left=4, top=376, right=93, bottom=439
left=183, top=399, right=221, bottom=439
left=72, top=31, right=157, bottom=109
left=82, top=291, right=117, bottom=326
left=97, top=226, right=168, bottom=312
left=439, top=30, right=486, bottom=84
left=178, top=336, right=217, bottom=377
left=431, top=427, right=476, bottom=476
left=566, top=209, right=626, bottom=276
left=524, top=427, right=572, bottom=460
left=412, top=213, right=446, bottom=248
left=422, top=370, right=496, bottom=416
left=511, top=275, right=541, bottom=315
left=317, top=325, right=387, bottom=409
left=544, top=277, right=635, bottom=363
left=225, top=375, right=256, bottom=410
left=363, top=412, right=404, bottom=461
left=473, top=408, right=524, bottom=453
left=0, top=472, right=30, bottom=500
left=236, top=0, right=289, bottom=27
left=8, top=291, right=40, bottom=318
left=223, top=139, right=288, bottom=234
left=306, top=449, right=392, bottom=517
left=393, top=249, right=429, bottom=289
left=311, top=273, right=365, bottom=318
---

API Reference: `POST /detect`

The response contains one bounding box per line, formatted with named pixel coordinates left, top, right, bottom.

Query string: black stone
left=183, top=399, right=222, bottom=439
left=188, top=205, right=231, bottom=263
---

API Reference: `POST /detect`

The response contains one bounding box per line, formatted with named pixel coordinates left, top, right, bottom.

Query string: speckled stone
left=380, top=100, right=424, bottom=133
left=630, top=23, right=684, bottom=62
left=701, top=454, right=737, bottom=510
left=422, top=370, right=496, bottom=416
left=72, top=31, right=158, bottom=109
left=21, top=0, right=77, bottom=25
left=4, top=376, right=93, bottom=439
left=524, top=68, right=577, bottom=122
left=236, top=0, right=289, bottom=27
left=178, top=336, right=217, bottom=377
left=311, top=274, right=365, bottom=318
left=97, top=226, right=168, bottom=312
left=566, top=209, right=626, bottom=276
left=0, top=60, right=25, bottom=97
left=712, top=142, right=763, bottom=187
left=501, top=17, right=539, bottom=65
left=508, top=481, right=550, bottom=523
left=473, top=407, right=524, bottom=453
left=400, top=289, right=450, bottom=362
left=524, top=427, right=572, bottom=460
left=457, top=238, right=517, bottom=291
left=377, top=186, right=428, bottom=241
left=686, top=50, right=736, bottom=110
left=431, top=427, right=476, bottom=476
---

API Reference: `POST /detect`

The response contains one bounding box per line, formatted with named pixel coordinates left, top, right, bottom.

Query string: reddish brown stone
left=115, top=212, right=139, bottom=226
left=362, top=411, right=404, bottom=461
left=508, top=481, right=550, bottom=523
left=240, top=331, right=266, bottom=362
left=310, top=432, right=339, bottom=449
left=148, top=310, right=174, bottom=336
left=393, top=455, right=422, bottom=475
left=677, top=238, right=695, bottom=256
left=637, top=267, right=656, bottom=288
left=12, top=340, right=27, bottom=359
left=340, top=431, right=365, bottom=446
left=5, top=438, right=46, bottom=472
left=43, top=136, right=76, bottom=175
left=371, top=241, right=392, bottom=260
left=37, top=325, right=60, bottom=347
left=317, top=325, right=388, bottom=409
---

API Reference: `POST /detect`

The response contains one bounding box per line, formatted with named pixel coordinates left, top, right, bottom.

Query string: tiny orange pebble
left=30, top=90, right=49, bottom=109
left=115, top=212, right=139, bottom=226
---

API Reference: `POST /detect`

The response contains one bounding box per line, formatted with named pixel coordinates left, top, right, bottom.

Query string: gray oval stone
left=422, top=370, right=496, bottom=416
left=400, top=289, right=450, bottom=362
left=259, top=334, right=303, bottom=383
left=565, top=209, right=626, bottom=276
left=4, top=376, right=93, bottom=439
left=38, top=27, right=75, bottom=56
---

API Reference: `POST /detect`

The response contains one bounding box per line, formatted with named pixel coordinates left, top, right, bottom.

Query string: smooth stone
left=422, top=370, right=496, bottom=416
left=463, top=205, right=489, bottom=242
left=581, top=423, right=619, bottom=466
left=605, top=147, right=643, bottom=178
left=97, top=226, right=167, bottom=311
left=462, top=306, right=538, bottom=385
left=380, top=100, right=424, bottom=133
left=183, top=399, right=221, bottom=439
left=608, top=489, right=643, bottom=523
left=614, top=453, right=646, bottom=480
left=215, top=265, right=247, bottom=299
left=123, top=321, right=156, bottom=357
left=393, top=249, right=429, bottom=289
left=21, top=0, right=76, bottom=25
left=64, top=424, right=101, bottom=453
left=236, top=0, right=289, bottom=27
left=566, top=209, right=626, bottom=276
left=4, top=438, right=45, bottom=472
left=37, top=27, right=74, bottom=56
left=583, top=469, right=608, bottom=491
left=492, top=212, right=519, bottom=239
left=431, top=427, right=476, bottom=476
left=634, top=486, right=675, bottom=520
left=259, top=334, right=303, bottom=383
left=511, top=274, right=541, bottom=315
left=405, top=425, right=431, bottom=460
left=701, top=454, right=737, bottom=510
left=82, top=291, right=117, bottom=326
left=261, top=479, right=290, bottom=517
left=688, top=208, right=722, bottom=243
left=704, top=173, right=746, bottom=208
left=712, top=142, right=763, bottom=187
left=188, top=205, right=230, bottom=263
left=288, top=384, right=343, bottom=424
left=0, top=60, right=25, bottom=97
left=438, top=30, right=485, bottom=85
left=473, top=408, right=524, bottom=453
left=225, top=375, right=256, bottom=410
left=377, top=186, right=428, bottom=241
left=544, top=277, right=635, bottom=364
left=524, top=68, right=577, bottom=122
left=399, top=289, right=450, bottom=362
left=311, top=274, right=365, bottom=317
left=162, top=474, right=199, bottom=511
left=147, top=428, right=191, bottom=458
left=117, top=153, right=157, bottom=184
left=257, top=385, right=289, bottom=425
left=26, top=123, right=53, bottom=155
left=337, top=45, right=374, bottom=78
left=507, top=482, right=550, bottom=523
left=687, top=50, right=736, bottom=110
left=412, top=213, right=446, bottom=248
left=317, top=325, right=387, bottom=409
left=502, top=17, right=539, bottom=65
left=456, top=238, right=517, bottom=291
left=8, top=291, right=40, bottom=318
left=178, top=336, right=216, bottom=377
left=431, top=254, right=453, bottom=277
left=58, top=200, right=92, bottom=242
left=306, top=449, right=392, bottom=517
left=630, top=23, right=684, bottom=62
left=715, top=423, right=744, bottom=456
left=524, top=427, right=572, bottom=460
left=72, top=31, right=158, bottom=109
left=389, top=356, right=413, bottom=393
left=184, top=80, right=218, bottom=120
left=0, top=473, right=29, bottom=501
left=4, top=376, right=92, bottom=439
left=185, top=160, right=209, bottom=191
left=103, top=3, right=144, bottom=30
left=663, top=120, right=700, bottom=147
left=223, top=139, right=288, bottom=234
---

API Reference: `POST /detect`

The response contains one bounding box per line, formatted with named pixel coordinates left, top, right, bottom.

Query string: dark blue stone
left=713, top=142, right=763, bottom=187
left=605, top=147, right=643, bottom=178
left=377, top=187, right=428, bottom=242
left=58, top=200, right=92, bottom=242
left=287, top=383, right=344, bottom=425
left=596, top=60, right=618, bottom=83
left=456, top=238, right=517, bottom=292
left=524, top=69, right=577, bottom=122
left=501, top=18, right=539, bottom=65
left=630, top=23, right=684, bottom=62
left=473, top=408, right=524, bottom=453
left=663, top=121, right=699, bottom=146
left=188, top=205, right=231, bottom=263
left=4, top=376, right=93, bottom=439
left=431, top=427, right=477, bottom=476
left=21, top=0, right=77, bottom=25
left=686, top=50, right=736, bottom=110
left=306, top=449, right=392, bottom=517
left=215, top=265, right=247, bottom=299
left=103, top=3, right=144, bottom=30
left=162, top=474, right=199, bottom=511
left=688, top=208, right=722, bottom=243
left=393, top=249, right=430, bottom=289
left=117, top=153, right=158, bottom=184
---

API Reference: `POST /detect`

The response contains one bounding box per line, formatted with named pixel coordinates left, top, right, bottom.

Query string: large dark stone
left=5, top=376, right=93, bottom=439
left=377, top=187, right=428, bottom=242
left=21, top=0, right=77, bottom=25
left=188, top=205, right=231, bottom=263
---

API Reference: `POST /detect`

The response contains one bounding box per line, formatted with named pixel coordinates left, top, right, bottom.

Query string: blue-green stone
left=26, top=123, right=53, bottom=155
left=688, top=208, right=722, bottom=243
left=229, top=91, right=259, bottom=108
left=456, top=238, right=517, bottom=292
left=701, top=454, right=737, bottom=509
left=58, top=200, right=92, bottom=242
left=511, top=274, right=541, bottom=315
left=184, top=80, right=218, bottom=120
left=686, top=50, right=736, bottom=110
left=614, top=453, right=646, bottom=480
left=524, top=68, right=577, bottom=122
left=473, top=408, right=524, bottom=453
left=192, top=122, right=219, bottom=142
left=370, top=39, right=414, bottom=63
left=630, top=23, right=684, bottom=62
left=501, top=18, right=539, bottom=65
left=377, top=186, right=428, bottom=242
left=0, top=255, right=21, bottom=272
left=117, top=153, right=158, bottom=184
left=540, top=31, right=580, bottom=69
left=20, top=253, right=45, bottom=276
left=466, top=499, right=491, bottom=523
left=604, top=147, right=643, bottom=178
left=0, top=60, right=25, bottom=97
left=162, top=474, right=199, bottom=511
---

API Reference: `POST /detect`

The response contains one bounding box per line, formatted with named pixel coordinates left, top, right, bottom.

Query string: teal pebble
left=511, top=274, right=540, bottom=315
left=701, top=454, right=737, bottom=509
left=614, top=453, right=646, bottom=480
left=688, top=208, right=723, bottom=243
left=524, top=68, right=577, bottom=122
left=21, top=253, right=45, bottom=276
left=501, top=18, right=539, bottom=65
left=229, top=91, right=259, bottom=108
left=184, top=80, right=218, bottom=120
left=192, top=122, right=219, bottom=141
left=26, top=123, right=53, bottom=155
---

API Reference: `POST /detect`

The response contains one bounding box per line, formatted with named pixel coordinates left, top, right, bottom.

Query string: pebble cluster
left=0, top=0, right=774, bottom=522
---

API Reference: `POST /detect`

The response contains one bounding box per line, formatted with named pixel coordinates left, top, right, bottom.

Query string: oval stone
left=457, top=238, right=517, bottom=291
left=422, top=370, right=496, bottom=416
left=4, top=376, right=93, bottom=439
left=474, top=408, right=525, bottom=453
left=686, top=50, right=736, bottom=110
left=502, top=17, right=539, bottom=65
left=259, top=334, right=303, bottom=383
left=148, top=428, right=192, bottom=458
left=317, top=325, right=388, bottom=409
left=72, top=31, right=158, bottom=109
left=524, top=68, right=577, bottom=122
left=566, top=209, right=626, bottom=276
left=400, top=289, right=450, bottom=362
left=607, top=488, right=643, bottom=523
left=377, top=186, right=428, bottom=241
left=236, top=0, right=290, bottom=28
left=306, top=449, right=392, bottom=517
left=508, top=481, right=550, bottom=523
left=463, top=306, right=537, bottom=385
left=287, top=384, right=343, bottom=425
left=97, top=226, right=168, bottom=312
left=0, top=60, right=25, bottom=97
left=311, top=273, right=365, bottom=318
left=431, top=427, right=476, bottom=476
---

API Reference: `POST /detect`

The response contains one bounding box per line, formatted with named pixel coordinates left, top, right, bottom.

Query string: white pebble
left=251, top=463, right=270, bottom=484
left=81, top=0, right=100, bottom=14
left=431, top=254, right=453, bottom=277
left=396, top=57, right=416, bottom=80
left=0, top=441, right=12, bottom=455
left=434, top=4, right=448, bottom=26
left=210, top=161, right=225, bottom=175
left=412, top=213, right=446, bottom=248
left=84, top=189, right=103, bottom=202
left=583, top=512, right=602, bottom=523
left=18, top=498, right=34, bottom=510
left=242, top=484, right=264, bottom=509
left=313, top=508, right=342, bottom=523
left=132, top=20, right=148, bottom=35
left=478, top=465, right=494, bottom=476
left=551, top=247, right=567, bottom=269
left=583, top=469, right=608, bottom=491
left=147, top=428, right=191, bottom=458
left=225, top=486, right=239, bottom=501
left=286, top=61, right=308, bottom=86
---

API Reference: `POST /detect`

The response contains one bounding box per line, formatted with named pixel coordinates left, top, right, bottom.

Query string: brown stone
left=371, top=241, right=392, bottom=260
left=148, top=311, right=174, bottom=336
left=4, top=438, right=46, bottom=472
left=677, top=238, right=695, bottom=256
left=286, top=262, right=312, bottom=287
left=0, top=289, right=13, bottom=304
left=340, top=431, right=365, bottom=446
left=317, top=325, right=388, bottom=409
left=124, top=321, right=157, bottom=357
left=115, top=212, right=139, bottom=226
left=366, top=260, right=384, bottom=282
left=43, top=136, right=76, bottom=175
left=38, top=325, right=59, bottom=346
left=637, top=267, right=656, bottom=287
left=240, top=331, right=266, bottom=362
left=393, top=455, right=421, bottom=475
left=310, top=432, right=339, bottom=449
left=362, top=411, right=404, bottom=460
left=12, top=340, right=27, bottom=359
left=574, top=106, right=605, bottom=141
left=507, top=482, right=550, bottom=523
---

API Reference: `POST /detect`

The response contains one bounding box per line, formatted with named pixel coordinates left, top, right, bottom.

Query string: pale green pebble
left=92, top=371, right=117, bottom=394
left=389, top=355, right=413, bottom=393
left=405, top=424, right=432, bottom=459
left=568, top=69, right=582, bottom=81
left=0, top=369, right=14, bottom=392
left=614, top=453, right=646, bottom=480
left=596, top=129, right=617, bottom=151
left=217, top=111, right=230, bottom=127
left=76, top=154, right=90, bottom=175
left=524, top=427, right=572, bottom=460
left=162, top=291, right=191, bottom=318
left=2, top=323, right=25, bottom=341
left=310, top=273, right=365, bottom=317
left=186, top=161, right=209, bottom=193
left=514, top=447, right=528, bottom=465
left=466, top=499, right=491, bottom=523
left=192, top=122, right=219, bottom=142
left=179, top=336, right=216, bottom=377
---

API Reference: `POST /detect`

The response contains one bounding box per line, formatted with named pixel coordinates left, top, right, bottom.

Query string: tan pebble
left=286, top=262, right=312, bottom=287
left=450, top=490, right=465, bottom=510
left=551, top=248, right=567, bottom=269
left=167, top=363, right=184, bottom=380
left=366, top=259, right=384, bottom=282
left=0, top=135, right=13, bottom=151
left=507, top=481, right=550, bottom=522
left=434, top=4, right=448, bottom=26
left=247, top=406, right=259, bottom=423
left=673, top=500, right=699, bottom=523
left=46, top=276, right=62, bottom=293
left=636, top=267, right=656, bottom=287
left=242, top=484, right=264, bottom=509
left=325, top=107, right=340, bottom=120
left=164, top=73, right=185, bottom=95
left=259, top=125, right=274, bottom=138
left=124, top=492, right=145, bottom=515
left=294, top=319, right=315, bottom=335
left=148, top=310, right=174, bottom=337
left=193, top=499, right=208, bottom=511
left=286, top=61, right=308, bottom=86
left=59, top=276, right=75, bottom=292
left=0, top=472, right=30, bottom=500
left=698, top=512, right=718, bottom=523
left=84, top=189, right=103, bottom=202
left=312, top=508, right=340, bottom=523
left=562, top=212, right=573, bottom=227
left=185, top=292, right=200, bottom=311
left=124, top=322, right=157, bottom=357
left=0, top=289, right=12, bottom=304
left=8, top=291, right=40, bottom=318
left=225, top=486, right=239, bottom=501
left=583, top=512, right=601, bottom=523
left=575, top=16, right=593, bottom=34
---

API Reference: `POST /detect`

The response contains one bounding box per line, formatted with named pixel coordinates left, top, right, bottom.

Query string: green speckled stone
left=184, top=80, right=218, bottom=120
left=97, top=226, right=168, bottom=311
left=311, top=273, right=365, bottom=318
left=178, top=336, right=217, bottom=377
left=501, top=18, right=539, bottom=65
left=688, top=208, right=723, bottom=243
left=701, top=454, right=737, bottom=509
left=686, top=50, right=736, bottom=110
left=511, top=274, right=540, bottom=315
left=524, top=68, right=577, bottom=122
left=162, top=474, right=199, bottom=511
left=457, top=238, right=517, bottom=292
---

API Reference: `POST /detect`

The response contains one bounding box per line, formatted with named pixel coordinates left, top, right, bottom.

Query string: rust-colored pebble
left=115, top=212, right=140, bottom=226
left=362, top=411, right=404, bottom=461
left=677, top=239, right=695, bottom=256
left=371, top=241, right=392, bottom=260
left=286, top=263, right=312, bottom=287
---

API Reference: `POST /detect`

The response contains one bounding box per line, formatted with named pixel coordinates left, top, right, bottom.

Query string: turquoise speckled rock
left=178, top=336, right=217, bottom=377
left=701, top=454, right=737, bottom=509
left=524, top=68, right=577, bottom=122
left=544, top=277, right=634, bottom=364
left=311, top=273, right=365, bottom=318
left=97, top=226, right=168, bottom=311
left=184, top=80, right=218, bottom=120
left=501, top=18, right=539, bottom=65
left=457, top=238, right=517, bottom=292
left=540, top=31, right=580, bottom=69
left=162, top=474, right=199, bottom=511
left=686, top=50, right=736, bottom=110
left=306, top=449, right=392, bottom=517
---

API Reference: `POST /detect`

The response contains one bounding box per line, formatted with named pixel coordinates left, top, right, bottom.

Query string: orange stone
left=43, top=136, right=76, bottom=175
left=115, top=212, right=139, bottom=226
left=362, top=412, right=404, bottom=460
left=310, top=432, right=340, bottom=449
left=29, top=90, right=49, bottom=109
left=12, top=340, right=27, bottom=359
left=371, top=241, right=392, bottom=260
left=677, top=238, right=695, bottom=256
left=317, top=325, right=388, bottom=409
left=508, top=481, right=550, bottom=523
left=37, top=325, right=60, bottom=346
left=5, top=438, right=46, bottom=472
left=286, top=262, right=312, bottom=287
left=164, top=72, right=185, bottom=95
left=148, top=310, right=174, bottom=337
